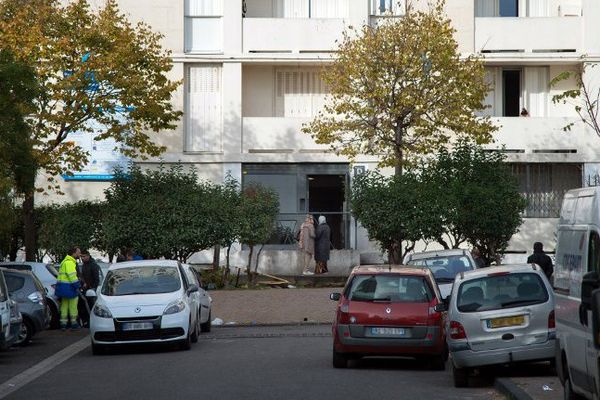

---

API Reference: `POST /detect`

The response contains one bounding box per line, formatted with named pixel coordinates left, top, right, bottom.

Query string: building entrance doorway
left=308, top=174, right=346, bottom=249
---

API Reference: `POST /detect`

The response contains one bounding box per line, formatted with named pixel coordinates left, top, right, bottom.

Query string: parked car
left=0, top=262, right=59, bottom=328
left=1, top=268, right=51, bottom=345
left=0, top=269, right=13, bottom=350
left=90, top=260, right=201, bottom=355
left=554, top=186, right=600, bottom=400
left=330, top=265, right=448, bottom=369
left=8, top=297, right=22, bottom=348
left=404, top=249, right=477, bottom=298
left=447, top=264, right=555, bottom=388
left=182, top=264, right=212, bottom=333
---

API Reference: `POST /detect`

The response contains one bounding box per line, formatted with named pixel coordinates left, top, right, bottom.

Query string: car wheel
left=48, top=302, right=60, bottom=330
left=200, top=311, right=211, bottom=333
left=191, top=317, right=199, bottom=343
left=332, top=349, right=348, bottom=369
left=179, top=329, right=192, bottom=351
left=91, top=342, right=107, bottom=356
left=564, top=376, right=585, bottom=400
left=452, top=363, right=469, bottom=388
left=16, top=318, right=33, bottom=346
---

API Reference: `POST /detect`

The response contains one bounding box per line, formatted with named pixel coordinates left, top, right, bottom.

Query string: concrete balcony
left=475, top=17, right=583, bottom=52
left=242, top=117, right=327, bottom=152
left=243, top=18, right=345, bottom=53
left=487, top=117, right=598, bottom=160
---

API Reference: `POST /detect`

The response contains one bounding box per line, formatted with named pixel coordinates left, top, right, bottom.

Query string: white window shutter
left=524, top=67, right=549, bottom=117
left=311, top=0, right=350, bottom=18
left=187, top=65, right=222, bottom=152
left=478, top=67, right=497, bottom=117
left=475, top=0, right=499, bottom=17
left=275, top=68, right=328, bottom=118
left=527, top=0, right=549, bottom=17
left=186, top=0, right=223, bottom=16
left=275, top=0, right=309, bottom=18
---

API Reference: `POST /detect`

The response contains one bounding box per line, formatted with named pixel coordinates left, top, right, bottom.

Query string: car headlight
left=93, top=304, right=113, bottom=319
left=163, top=300, right=186, bottom=315
left=28, top=291, right=44, bottom=305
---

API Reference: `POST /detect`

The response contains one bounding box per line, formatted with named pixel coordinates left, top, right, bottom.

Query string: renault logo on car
left=134, top=307, right=141, bottom=313
left=385, top=307, right=391, bottom=314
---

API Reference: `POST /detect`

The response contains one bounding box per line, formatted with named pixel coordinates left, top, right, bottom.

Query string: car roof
left=0, top=262, right=47, bottom=267
left=0, top=268, right=33, bottom=277
left=351, top=265, right=433, bottom=277
left=407, top=249, right=468, bottom=260
left=458, top=264, right=542, bottom=280
left=107, top=259, right=180, bottom=271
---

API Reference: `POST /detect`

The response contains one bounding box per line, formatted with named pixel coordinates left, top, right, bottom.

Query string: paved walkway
left=209, top=287, right=341, bottom=325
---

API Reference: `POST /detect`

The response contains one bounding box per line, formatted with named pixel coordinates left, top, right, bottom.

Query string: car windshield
left=101, top=266, right=181, bottom=296
left=347, top=274, right=433, bottom=303
left=407, top=255, right=473, bottom=282
left=46, top=264, right=58, bottom=278
left=457, top=272, right=549, bottom=313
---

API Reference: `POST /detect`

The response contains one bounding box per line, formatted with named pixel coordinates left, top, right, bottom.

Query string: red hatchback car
left=331, top=266, right=448, bottom=369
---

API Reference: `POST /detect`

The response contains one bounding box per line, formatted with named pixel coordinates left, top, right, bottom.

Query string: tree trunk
left=254, top=244, right=264, bottom=274
left=246, top=245, right=254, bottom=283
left=23, top=191, right=36, bottom=261
left=212, top=245, right=221, bottom=270
left=9, top=233, right=18, bottom=261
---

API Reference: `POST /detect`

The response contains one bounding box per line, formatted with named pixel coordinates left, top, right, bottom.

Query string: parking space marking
left=0, top=335, right=90, bottom=399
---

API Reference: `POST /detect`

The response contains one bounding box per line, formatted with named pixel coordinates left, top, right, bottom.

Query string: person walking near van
left=299, top=215, right=316, bottom=275
left=315, top=215, right=331, bottom=274
left=56, top=247, right=82, bottom=331
left=471, top=247, right=488, bottom=268
left=527, top=242, right=554, bottom=281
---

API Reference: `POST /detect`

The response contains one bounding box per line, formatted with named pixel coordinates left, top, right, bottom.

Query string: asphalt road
left=5, top=325, right=502, bottom=400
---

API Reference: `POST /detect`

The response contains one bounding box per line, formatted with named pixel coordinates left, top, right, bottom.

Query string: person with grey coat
left=315, top=215, right=331, bottom=274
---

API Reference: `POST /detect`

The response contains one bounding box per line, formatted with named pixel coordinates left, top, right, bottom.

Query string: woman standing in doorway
left=299, top=215, right=316, bottom=275
left=315, top=216, right=331, bottom=274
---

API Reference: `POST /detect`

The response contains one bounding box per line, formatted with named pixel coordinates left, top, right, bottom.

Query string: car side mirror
left=592, top=289, right=600, bottom=349
left=582, top=271, right=600, bottom=309
left=434, top=303, right=448, bottom=312
left=187, top=284, right=199, bottom=294
left=330, top=293, right=341, bottom=301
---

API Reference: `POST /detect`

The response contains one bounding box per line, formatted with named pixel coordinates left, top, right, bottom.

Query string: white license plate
left=122, top=322, right=154, bottom=331
left=371, top=327, right=405, bottom=336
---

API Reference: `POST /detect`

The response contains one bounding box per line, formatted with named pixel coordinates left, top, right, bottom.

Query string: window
left=371, top=0, right=405, bottom=16
left=499, top=0, right=519, bottom=16
left=0, top=273, right=6, bottom=302
left=588, top=232, right=600, bottom=273
left=510, top=163, right=582, bottom=218
left=476, top=0, right=521, bottom=17
left=102, top=267, right=181, bottom=296
left=457, top=273, right=548, bottom=313
left=5, top=275, right=25, bottom=293
left=185, top=0, right=223, bottom=53
left=275, top=68, right=328, bottom=118
left=407, top=256, right=474, bottom=282
left=503, top=70, right=521, bottom=117
left=186, top=65, right=222, bottom=153
left=274, top=0, right=349, bottom=18
left=347, top=275, right=433, bottom=303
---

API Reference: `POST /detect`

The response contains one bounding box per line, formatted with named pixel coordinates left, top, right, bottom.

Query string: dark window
left=347, top=275, right=433, bottom=303
left=589, top=232, right=600, bottom=273
left=5, top=264, right=32, bottom=272
left=5, top=275, right=25, bottom=293
left=503, top=70, right=521, bottom=116
left=101, top=267, right=181, bottom=296
left=499, top=0, right=518, bottom=16
left=0, top=273, right=7, bottom=302
left=510, top=163, right=582, bottom=218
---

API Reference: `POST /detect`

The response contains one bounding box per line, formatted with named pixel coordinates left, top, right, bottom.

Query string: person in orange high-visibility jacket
left=56, top=247, right=81, bottom=330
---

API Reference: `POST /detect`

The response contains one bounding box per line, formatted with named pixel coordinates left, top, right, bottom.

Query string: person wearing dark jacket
left=527, top=242, right=554, bottom=280
left=81, top=250, right=101, bottom=312
left=315, top=215, right=331, bottom=274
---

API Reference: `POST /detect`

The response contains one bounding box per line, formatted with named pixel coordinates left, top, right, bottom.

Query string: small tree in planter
left=237, top=184, right=279, bottom=283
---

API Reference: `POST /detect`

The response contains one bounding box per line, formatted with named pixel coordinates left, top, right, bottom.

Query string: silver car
left=447, top=264, right=555, bottom=387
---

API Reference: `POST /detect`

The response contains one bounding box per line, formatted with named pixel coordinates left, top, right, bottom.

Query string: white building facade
left=52, top=0, right=600, bottom=267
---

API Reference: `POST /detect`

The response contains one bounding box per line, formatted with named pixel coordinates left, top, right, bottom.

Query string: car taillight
left=449, top=321, right=467, bottom=340
left=337, top=302, right=350, bottom=324
left=548, top=310, right=555, bottom=329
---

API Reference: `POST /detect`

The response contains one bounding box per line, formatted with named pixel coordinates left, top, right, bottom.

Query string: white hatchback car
left=447, top=264, right=555, bottom=387
left=90, top=260, right=201, bottom=354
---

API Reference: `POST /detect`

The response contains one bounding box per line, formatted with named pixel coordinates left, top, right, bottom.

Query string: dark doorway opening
left=503, top=70, right=521, bottom=117
left=499, top=0, right=519, bottom=17
left=308, top=175, right=346, bottom=249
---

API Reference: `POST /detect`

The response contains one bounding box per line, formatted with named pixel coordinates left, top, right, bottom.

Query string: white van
left=555, top=187, right=600, bottom=399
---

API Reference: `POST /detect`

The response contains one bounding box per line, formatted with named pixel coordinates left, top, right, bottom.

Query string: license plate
left=487, top=315, right=525, bottom=329
left=370, top=327, right=405, bottom=336
left=122, top=322, right=154, bottom=331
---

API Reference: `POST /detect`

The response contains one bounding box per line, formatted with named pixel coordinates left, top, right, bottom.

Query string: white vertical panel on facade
left=275, top=0, right=309, bottom=18
left=187, top=65, right=222, bottom=152
left=527, top=0, right=549, bottom=16
left=311, top=0, right=350, bottom=18
left=185, top=18, right=223, bottom=52
left=371, top=0, right=405, bottom=15
left=479, top=67, right=498, bottom=117
left=475, top=0, right=499, bottom=17
left=524, top=67, right=549, bottom=117
left=186, top=0, right=223, bottom=16
left=276, top=69, right=328, bottom=117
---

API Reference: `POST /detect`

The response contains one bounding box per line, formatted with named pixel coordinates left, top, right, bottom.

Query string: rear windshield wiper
left=501, top=299, right=542, bottom=308
left=372, top=297, right=392, bottom=302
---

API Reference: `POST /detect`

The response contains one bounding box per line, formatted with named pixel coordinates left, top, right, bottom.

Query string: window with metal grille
left=509, top=163, right=582, bottom=218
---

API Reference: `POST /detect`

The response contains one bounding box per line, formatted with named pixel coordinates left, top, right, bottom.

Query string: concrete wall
left=242, top=66, right=275, bottom=117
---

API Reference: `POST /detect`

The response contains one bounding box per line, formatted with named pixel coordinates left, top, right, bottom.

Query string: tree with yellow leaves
left=303, top=0, right=496, bottom=176
left=0, top=0, right=181, bottom=260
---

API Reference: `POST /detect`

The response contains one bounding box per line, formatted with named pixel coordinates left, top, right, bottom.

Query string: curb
left=495, top=378, right=534, bottom=400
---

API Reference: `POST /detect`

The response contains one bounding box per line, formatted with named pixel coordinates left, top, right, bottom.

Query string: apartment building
left=56, top=0, right=600, bottom=266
